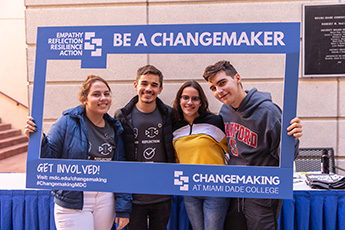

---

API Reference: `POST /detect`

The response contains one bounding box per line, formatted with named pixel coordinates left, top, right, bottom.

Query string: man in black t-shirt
left=115, top=65, right=175, bottom=230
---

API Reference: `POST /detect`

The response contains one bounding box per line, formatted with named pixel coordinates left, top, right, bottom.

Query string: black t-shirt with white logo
left=84, top=115, right=115, bottom=161
left=131, top=106, right=170, bottom=205
left=132, top=106, right=166, bottom=163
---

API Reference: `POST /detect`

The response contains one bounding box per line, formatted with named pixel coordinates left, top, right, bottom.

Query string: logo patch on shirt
left=133, top=128, right=138, bottom=139
left=99, top=143, right=112, bottom=155
left=145, top=127, right=159, bottom=138
left=143, top=147, right=156, bottom=160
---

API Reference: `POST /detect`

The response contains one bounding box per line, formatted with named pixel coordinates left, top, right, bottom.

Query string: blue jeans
left=184, top=196, right=230, bottom=230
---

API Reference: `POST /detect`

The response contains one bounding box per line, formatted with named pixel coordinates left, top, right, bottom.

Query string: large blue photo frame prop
left=26, top=23, right=300, bottom=199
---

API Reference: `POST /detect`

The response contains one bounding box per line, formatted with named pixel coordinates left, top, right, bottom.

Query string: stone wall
left=0, top=0, right=28, bottom=130
left=25, top=0, right=345, bottom=172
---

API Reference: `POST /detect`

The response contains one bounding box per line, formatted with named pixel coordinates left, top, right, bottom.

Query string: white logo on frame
left=174, top=171, right=189, bottom=191
left=84, top=32, right=102, bottom=56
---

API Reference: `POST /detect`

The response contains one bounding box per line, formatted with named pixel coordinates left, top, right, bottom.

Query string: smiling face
left=208, top=70, right=246, bottom=108
left=83, top=81, right=112, bottom=118
left=180, top=86, right=201, bottom=124
left=134, top=73, right=163, bottom=106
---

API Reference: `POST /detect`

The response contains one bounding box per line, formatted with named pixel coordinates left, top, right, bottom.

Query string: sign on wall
left=303, top=3, right=345, bottom=77
left=26, top=23, right=300, bottom=199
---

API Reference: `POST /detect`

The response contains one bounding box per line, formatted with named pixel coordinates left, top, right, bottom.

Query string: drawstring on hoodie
left=237, top=198, right=241, bottom=212
left=237, top=198, right=246, bottom=214
left=241, top=198, right=245, bottom=214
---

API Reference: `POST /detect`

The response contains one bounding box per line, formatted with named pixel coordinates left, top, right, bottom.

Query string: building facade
left=25, top=0, right=345, bottom=172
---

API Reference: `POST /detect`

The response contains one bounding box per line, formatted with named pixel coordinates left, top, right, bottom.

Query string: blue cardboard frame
left=26, top=23, right=300, bottom=199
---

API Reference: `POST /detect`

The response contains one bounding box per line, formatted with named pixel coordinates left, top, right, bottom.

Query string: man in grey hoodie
left=203, top=60, right=303, bottom=230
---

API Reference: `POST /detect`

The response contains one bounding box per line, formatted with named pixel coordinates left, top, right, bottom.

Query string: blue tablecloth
left=0, top=190, right=55, bottom=230
left=1, top=190, right=345, bottom=229
left=278, top=190, right=345, bottom=230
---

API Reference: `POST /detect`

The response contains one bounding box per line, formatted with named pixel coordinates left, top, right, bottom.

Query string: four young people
left=25, top=61, right=303, bottom=230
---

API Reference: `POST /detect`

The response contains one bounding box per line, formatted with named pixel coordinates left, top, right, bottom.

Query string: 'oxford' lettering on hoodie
left=224, top=122, right=258, bottom=148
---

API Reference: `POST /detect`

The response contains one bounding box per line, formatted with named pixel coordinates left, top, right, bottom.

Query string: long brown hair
left=172, top=80, right=210, bottom=122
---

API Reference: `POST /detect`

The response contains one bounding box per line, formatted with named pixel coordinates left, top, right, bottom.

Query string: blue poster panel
left=26, top=23, right=300, bottom=199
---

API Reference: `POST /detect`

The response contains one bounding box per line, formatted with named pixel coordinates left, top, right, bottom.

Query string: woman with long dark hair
left=172, top=80, right=230, bottom=230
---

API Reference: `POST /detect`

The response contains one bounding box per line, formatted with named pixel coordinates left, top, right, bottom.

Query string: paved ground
left=0, top=152, right=27, bottom=173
